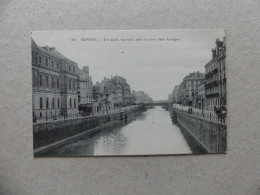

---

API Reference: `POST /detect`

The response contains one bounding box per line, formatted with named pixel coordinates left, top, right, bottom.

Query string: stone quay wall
left=33, top=105, right=144, bottom=150
left=170, top=107, right=227, bottom=153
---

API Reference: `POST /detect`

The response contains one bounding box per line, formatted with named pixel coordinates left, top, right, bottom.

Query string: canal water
left=41, top=106, right=206, bottom=156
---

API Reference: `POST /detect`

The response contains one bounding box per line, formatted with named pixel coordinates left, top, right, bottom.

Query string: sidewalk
left=171, top=104, right=226, bottom=124
left=34, top=105, right=139, bottom=124
left=172, top=104, right=214, bottom=115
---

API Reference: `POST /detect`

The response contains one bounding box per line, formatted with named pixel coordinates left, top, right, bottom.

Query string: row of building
left=168, top=37, right=226, bottom=111
left=32, top=39, right=153, bottom=119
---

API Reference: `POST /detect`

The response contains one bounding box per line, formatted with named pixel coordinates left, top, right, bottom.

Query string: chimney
left=82, top=66, right=89, bottom=74
left=215, top=38, right=224, bottom=55
left=212, top=48, right=216, bottom=58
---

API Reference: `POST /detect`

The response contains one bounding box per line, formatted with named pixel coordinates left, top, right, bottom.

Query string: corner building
left=32, top=39, right=79, bottom=119
left=205, top=37, right=226, bottom=110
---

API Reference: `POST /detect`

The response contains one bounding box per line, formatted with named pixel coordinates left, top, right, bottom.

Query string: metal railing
left=170, top=105, right=226, bottom=124
left=33, top=105, right=139, bottom=124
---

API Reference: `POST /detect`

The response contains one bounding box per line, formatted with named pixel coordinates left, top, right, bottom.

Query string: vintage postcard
left=31, top=29, right=227, bottom=157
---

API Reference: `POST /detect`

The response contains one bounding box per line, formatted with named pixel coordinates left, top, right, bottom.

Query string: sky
left=31, top=29, right=225, bottom=100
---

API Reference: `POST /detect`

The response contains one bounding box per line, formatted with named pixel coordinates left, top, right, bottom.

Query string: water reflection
left=41, top=106, right=205, bottom=156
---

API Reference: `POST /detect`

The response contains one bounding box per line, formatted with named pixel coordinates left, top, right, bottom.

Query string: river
left=41, top=106, right=206, bottom=156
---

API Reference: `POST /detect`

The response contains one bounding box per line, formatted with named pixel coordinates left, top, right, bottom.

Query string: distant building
left=168, top=85, right=179, bottom=104
left=177, top=81, right=185, bottom=105
left=132, top=91, right=153, bottom=104
left=110, top=76, right=132, bottom=106
left=32, top=39, right=79, bottom=119
left=168, top=93, right=173, bottom=103
left=92, top=83, right=102, bottom=114
left=205, top=37, right=226, bottom=110
left=177, top=71, right=205, bottom=107
left=92, top=78, right=116, bottom=113
left=92, top=75, right=133, bottom=114
left=197, top=81, right=206, bottom=109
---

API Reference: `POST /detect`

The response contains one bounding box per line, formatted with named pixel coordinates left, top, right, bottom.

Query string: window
left=52, top=98, right=55, bottom=108
left=51, top=61, right=54, bottom=68
left=74, top=99, right=76, bottom=108
left=39, top=56, right=42, bottom=64
left=73, top=81, right=76, bottom=91
left=57, top=78, right=59, bottom=89
left=46, top=97, right=49, bottom=109
left=32, top=51, right=37, bottom=63
left=40, top=112, right=42, bottom=118
left=45, top=58, right=48, bottom=66
left=39, top=75, right=42, bottom=86
left=40, top=97, right=43, bottom=109
left=73, top=67, right=75, bottom=73
left=70, top=98, right=72, bottom=108
left=69, top=80, right=71, bottom=90
left=52, top=77, right=55, bottom=88
left=45, top=75, right=49, bottom=87
left=57, top=98, right=60, bottom=108
left=32, top=68, right=35, bottom=86
left=69, top=66, right=71, bottom=72
left=57, top=63, right=59, bottom=70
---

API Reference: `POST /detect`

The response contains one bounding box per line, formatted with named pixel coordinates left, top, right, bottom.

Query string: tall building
left=78, top=66, right=93, bottom=105
left=177, top=82, right=185, bottom=105
left=32, top=39, right=79, bottom=119
left=205, top=37, right=226, bottom=110
left=110, top=76, right=132, bottom=106
left=177, top=72, right=205, bottom=107
left=92, top=75, right=134, bottom=112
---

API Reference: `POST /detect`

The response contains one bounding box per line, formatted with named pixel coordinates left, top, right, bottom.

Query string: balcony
left=205, top=68, right=218, bottom=78
left=205, top=71, right=213, bottom=78
left=213, top=67, right=218, bottom=74
left=206, top=92, right=219, bottom=98
left=212, top=80, right=218, bottom=86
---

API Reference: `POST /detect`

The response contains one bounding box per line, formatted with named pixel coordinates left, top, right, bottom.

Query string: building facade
left=78, top=66, right=93, bottom=105
left=110, top=76, right=131, bottom=106
left=132, top=91, right=153, bottom=104
left=92, top=78, right=116, bottom=114
left=205, top=37, right=226, bottom=110
left=32, top=39, right=79, bottom=120
left=168, top=85, right=179, bottom=104
left=197, top=81, right=206, bottom=109
left=177, top=72, right=205, bottom=107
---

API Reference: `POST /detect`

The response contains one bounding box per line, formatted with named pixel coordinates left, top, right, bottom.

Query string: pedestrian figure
left=220, top=105, right=227, bottom=123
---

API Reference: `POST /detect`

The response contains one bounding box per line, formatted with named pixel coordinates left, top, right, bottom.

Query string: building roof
left=31, top=38, right=78, bottom=65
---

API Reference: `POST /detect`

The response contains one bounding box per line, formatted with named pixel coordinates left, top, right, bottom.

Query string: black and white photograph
left=31, top=29, right=227, bottom=157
